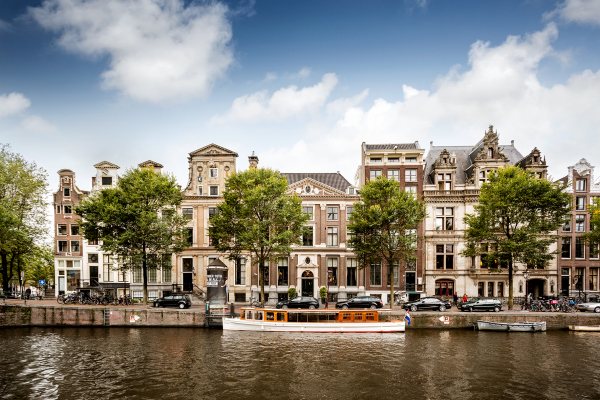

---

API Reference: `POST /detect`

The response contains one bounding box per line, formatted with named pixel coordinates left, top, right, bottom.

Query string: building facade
left=556, top=158, right=600, bottom=299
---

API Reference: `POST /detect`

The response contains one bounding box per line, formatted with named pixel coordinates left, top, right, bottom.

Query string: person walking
left=462, top=293, right=468, bottom=303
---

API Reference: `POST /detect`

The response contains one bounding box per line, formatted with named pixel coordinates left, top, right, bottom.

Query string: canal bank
left=1, top=303, right=600, bottom=329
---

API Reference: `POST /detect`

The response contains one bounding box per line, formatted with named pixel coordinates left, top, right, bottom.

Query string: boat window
left=266, top=312, right=275, bottom=321
left=255, top=312, right=263, bottom=320
left=354, top=313, right=364, bottom=321
left=276, top=312, right=286, bottom=322
left=244, top=311, right=252, bottom=320
left=341, top=312, right=352, bottom=321
left=365, top=312, right=376, bottom=321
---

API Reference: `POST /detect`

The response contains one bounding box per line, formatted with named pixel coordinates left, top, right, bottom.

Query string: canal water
left=1, top=328, right=599, bottom=400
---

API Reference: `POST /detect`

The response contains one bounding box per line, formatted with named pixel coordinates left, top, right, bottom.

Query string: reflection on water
left=1, top=328, right=599, bottom=400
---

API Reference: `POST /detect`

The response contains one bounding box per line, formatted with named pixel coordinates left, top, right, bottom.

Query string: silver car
left=576, top=302, right=600, bottom=313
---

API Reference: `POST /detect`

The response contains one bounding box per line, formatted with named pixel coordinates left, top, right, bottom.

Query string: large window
left=387, top=170, right=400, bottom=181
left=326, top=227, right=339, bottom=246
left=435, top=279, right=454, bottom=296
left=209, top=168, right=218, bottom=178
left=388, top=261, right=400, bottom=287
left=347, top=258, right=357, bottom=287
left=435, top=244, right=454, bottom=269
left=576, top=179, right=587, bottom=192
left=575, top=237, right=585, bottom=259
left=235, top=258, right=246, bottom=285
left=563, top=220, right=571, bottom=232
left=101, top=176, right=112, bottom=186
left=70, top=241, right=80, bottom=253
left=148, top=268, right=157, bottom=283
left=435, top=207, right=454, bottom=231
left=575, top=268, right=585, bottom=291
left=209, top=185, right=219, bottom=196
left=576, top=196, right=586, bottom=211
left=162, top=255, right=172, bottom=283
left=277, top=258, right=288, bottom=286
left=561, top=237, right=571, bottom=259
left=327, top=206, right=339, bottom=221
left=103, top=255, right=113, bottom=282
left=208, top=207, right=218, bottom=219
left=590, top=268, right=599, bottom=291
left=58, top=241, right=68, bottom=252
left=70, top=225, right=79, bottom=235
left=63, top=187, right=70, bottom=197
left=63, top=205, right=72, bottom=214
left=346, top=206, right=353, bottom=221
left=182, top=208, right=193, bottom=220
left=57, top=224, right=67, bottom=235
left=480, top=243, right=509, bottom=269
left=575, top=215, right=586, bottom=232
left=186, top=228, right=193, bottom=246
left=437, top=173, right=452, bottom=190
left=369, top=170, right=382, bottom=180
left=302, top=206, right=314, bottom=220
left=590, top=242, right=600, bottom=259
left=370, top=261, right=382, bottom=286
left=133, top=266, right=142, bottom=283
left=302, top=226, right=314, bottom=246
left=405, top=186, right=417, bottom=197
left=405, top=169, right=417, bottom=182
left=327, top=258, right=338, bottom=286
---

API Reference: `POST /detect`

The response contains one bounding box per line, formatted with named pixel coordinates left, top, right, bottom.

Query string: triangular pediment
left=287, top=177, right=347, bottom=196
left=138, top=160, right=163, bottom=168
left=189, top=143, right=238, bottom=157
left=93, top=161, right=120, bottom=169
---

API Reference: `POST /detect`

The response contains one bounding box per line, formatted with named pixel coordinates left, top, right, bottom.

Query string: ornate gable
left=189, top=143, right=238, bottom=158
left=433, top=149, right=457, bottom=169
left=93, top=161, right=120, bottom=169
left=287, top=177, right=347, bottom=197
left=473, top=125, right=508, bottom=162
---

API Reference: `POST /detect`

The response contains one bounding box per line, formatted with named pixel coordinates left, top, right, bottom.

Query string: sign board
left=207, top=275, right=221, bottom=287
left=438, top=316, right=450, bottom=325
left=39, top=279, right=46, bottom=286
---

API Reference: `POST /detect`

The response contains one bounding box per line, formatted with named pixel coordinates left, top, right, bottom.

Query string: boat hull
left=223, top=318, right=405, bottom=333
left=569, top=325, right=600, bottom=332
left=476, top=320, right=546, bottom=332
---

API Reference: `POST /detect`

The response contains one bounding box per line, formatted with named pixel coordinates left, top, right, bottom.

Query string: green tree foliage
left=0, top=145, right=48, bottom=293
left=76, top=168, right=187, bottom=303
left=348, top=177, right=426, bottom=304
left=209, top=168, right=308, bottom=305
left=586, top=197, right=600, bottom=258
left=24, top=245, right=54, bottom=290
left=463, top=166, right=570, bottom=309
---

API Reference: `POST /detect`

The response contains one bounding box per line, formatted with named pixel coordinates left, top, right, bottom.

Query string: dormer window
left=487, top=148, right=494, bottom=158
left=437, top=173, right=452, bottom=190
left=101, top=176, right=112, bottom=186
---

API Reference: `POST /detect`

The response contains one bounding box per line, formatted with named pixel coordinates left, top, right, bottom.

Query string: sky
left=2, top=0, right=600, bottom=197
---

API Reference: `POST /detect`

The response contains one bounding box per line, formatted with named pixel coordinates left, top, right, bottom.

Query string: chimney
left=248, top=152, right=259, bottom=169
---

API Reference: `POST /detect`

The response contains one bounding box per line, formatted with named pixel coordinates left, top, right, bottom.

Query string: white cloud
left=21, top=115, right=57, bottom=134
left=213, top=73, right=338, bottom=123
left=295, top=67, right=311, bottom=79
left=0, top=19, right=11, bottom=32
left=553, top=0, right=600, bottom=26
left=255, top=23, right=600, bottom=182
left=30, top=0, right=233, bottom=103
left=0, top=92, right=31, bottom=118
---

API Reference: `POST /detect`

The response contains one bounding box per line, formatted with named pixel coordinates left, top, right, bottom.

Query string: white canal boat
left=223, top=307, right=405, bottom=333
left=569, top=325, right=600, bottom=332
left=476, top=320, right=546, bottom=332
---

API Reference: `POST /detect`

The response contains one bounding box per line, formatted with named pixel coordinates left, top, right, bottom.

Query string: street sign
left=39, top=279, right=46, bottom=286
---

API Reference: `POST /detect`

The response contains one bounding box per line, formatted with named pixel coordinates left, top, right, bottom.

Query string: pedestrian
left=453, top=292, right=458, bottom=306
left=462, top=293, right=468, bottom=303
left=221, top=278, right=228, bottom=303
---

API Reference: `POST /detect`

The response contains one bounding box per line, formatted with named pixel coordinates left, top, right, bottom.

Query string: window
left=435, top=244, right=454, bottom=269
left=235, top=258, right=246, bottom=285
left=575, top=237, right=585, bottom=259
left=162, top=255, right=172, bottom=283
left=437, top=173, right=452, bottom=190
left=387, top=170, right=400, bottom=181
left=186, top=228, right=193, bottom=246
left=575, top=268, right=585, bottom=291
left=133, top=267, right=142, bottom=283
left=70, top=225, right=79, bottom=235
left=576, top=196, right=586, bottom=211
left=388, top=261, right=400, bottom=287
left=478, top=170, right=488, bottom=185
left=326, top=227, right=338, bottom=246
left=63, top=187, right=70, bottom=197
left=327, top=258, right=338, bottom=286
left=388, top=157, right=399, bottom=163
left=103, top=255, right=113, bottom=282
left=56, top=205, right=61, bottom=214
left=576, top=179, right=587, bottom=192
left=487, top=282, right=494, bottom=297
left=302, top=226, right=314, bottom=246
left=327, top=206, right=339, bottom=221
left=405, top=156, right=417, bottom=163
left=148, top=268, right=157, bottom=283
left=435, top=280, right=454, bottom=296
left=480, top=243, right=509, bottom=269
left=370, top=157, right=382, bottom=163
left=70, top=241, right=80, bottom=253
left=64, top=205, right=72, bottom=214
left=561, top=237, right=571, bottom=259
left=208, top=207, right=217, bottom=219
left=405, top=169, right=417, bottom=182
left=58, top=241, right=68, bottom=252
left=369, top=170, right=382, bottom=180
left=182, top=208, right=193, bottom=220
left=209, top=168, right=218, bottom=178
left=405, top=186, right=417, bottom=197
left=346, top=206, right=353, bottom=221
left=88, top=254, right=98, bottom=263
left=302, top=206, right=314, bottom=220
left=101, top=176, right=112, bottom=186
left=590, top=242, right=600, bottom=259
left=575, top=215, right=586, bottom=232
left=277, top=258, right=288, bottom=286
left=347, top=258, right=357, bottom=286
left=209, top=186, right=219, bottom=196
left=261, top=263, right=270, bottom=285
left=563, top=220, right=571, bottom=232
left=497, top=282, right=504, bottom=297
left=370, top=261, right=382, bottom=286
left=198, top=186, right=203, bottom=196
left=435, top=207, right=454, bottom=231
left=590, top=268, right=599, bottom=291
left=57, top=224, right=67, bottom=235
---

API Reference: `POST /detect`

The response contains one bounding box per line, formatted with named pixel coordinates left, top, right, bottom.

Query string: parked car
left=152, top=294, right=192, bottom=309
left=403, top=297, right=452, bottom=312
left=276, top=296, right=320, bottom=309
left=336, top=296, right=383, bottom=309
left=576, top=301, right=600, bottom=313
left=460, top=298, right=502, bottom=312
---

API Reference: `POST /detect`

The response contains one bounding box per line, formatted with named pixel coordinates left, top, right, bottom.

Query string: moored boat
left=223, top=307, right=405, bottom=333
left=569, top=325, right=600, bottom=332
left=476, top=320, right=546, bottom=332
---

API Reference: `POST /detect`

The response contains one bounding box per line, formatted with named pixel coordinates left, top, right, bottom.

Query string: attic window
left=487, top=148, right=494, bottom=158
left=305, top=186, right=311, bottom=193
left=101, top=176, right=112, bottom=186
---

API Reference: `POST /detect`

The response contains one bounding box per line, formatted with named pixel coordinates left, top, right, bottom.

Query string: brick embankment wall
left=0, top=304, right=206, bottom=327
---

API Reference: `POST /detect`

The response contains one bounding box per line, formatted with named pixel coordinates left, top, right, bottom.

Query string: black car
left=460, top=298, right=502, bottom=312
left=335, top=296, right=383, bottom=309
left=153, top=294, right=192, bottom=309
left=403, top=297, right=451, bottom=312
left=276, top=296, right=320, bottom=309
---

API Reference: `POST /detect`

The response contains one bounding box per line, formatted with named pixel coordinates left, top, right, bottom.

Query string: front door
left=90, top=265, right=99, bottom=287
left=183, top=273, right=193, bottom=292
left=302, top=278, right=314, bottom=297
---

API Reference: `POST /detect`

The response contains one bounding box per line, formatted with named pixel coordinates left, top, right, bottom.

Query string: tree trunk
left=508, top=256, right=514, bottom=310
left=142, top=243, right=148, bottom=304
left=388, top=258, right=395, bottom=307
left=259, top=251, right=265, bottom=306
left=1, top=251, right=8, bottom=293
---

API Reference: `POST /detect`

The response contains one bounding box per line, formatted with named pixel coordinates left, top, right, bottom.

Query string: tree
left=76, top=168, right=187, bottom=303
left=209, top=168, right=308, bottom=305
left=463, top=166, right=570, bottom=309
left=348, top=177, right=426, bottom=305
left=586, top=197, right=600, bottom=256
left=24, top=245, right=54, bottom=292
left=0, top=145, right=48, bottom=293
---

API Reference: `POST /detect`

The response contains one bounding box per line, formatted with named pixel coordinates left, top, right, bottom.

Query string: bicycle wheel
left=57, top=295, right=65, bottom=304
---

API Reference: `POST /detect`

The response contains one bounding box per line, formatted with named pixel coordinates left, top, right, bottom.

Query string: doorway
left=301, top=270, right=314, bottom=297
left=90, top=265, right=99, bottom=287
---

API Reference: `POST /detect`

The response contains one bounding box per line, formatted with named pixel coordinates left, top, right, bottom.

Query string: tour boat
left=222, top=307, right=405, bottom=333
left=569, top=325, right=600, bottom=332
left=476, top=320, right=546, bottom=332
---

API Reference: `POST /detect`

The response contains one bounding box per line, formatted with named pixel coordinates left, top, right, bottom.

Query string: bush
left=288, top=287, right=297, bottom=300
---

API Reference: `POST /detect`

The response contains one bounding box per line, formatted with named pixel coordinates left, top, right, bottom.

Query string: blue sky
left=2, top=0, right=600, bottom=196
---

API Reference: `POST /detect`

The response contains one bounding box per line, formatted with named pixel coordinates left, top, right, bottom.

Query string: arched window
left=435, top=279, right=454, bottom=297
left=302, top=270, right=314, bottom=278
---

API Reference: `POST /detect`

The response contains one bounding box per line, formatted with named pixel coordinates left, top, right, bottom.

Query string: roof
left=364, top=142, right=421, bottom=151
left=138, top=160, right=163, bottom=168
left=282, top=173, right=352, bottom=192
left=189, top=143, right=238, bottom=157
left=93, top=161, right=120, bottom=169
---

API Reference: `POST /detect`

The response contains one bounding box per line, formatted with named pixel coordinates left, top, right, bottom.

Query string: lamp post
left=523, top=269, right=530, bottom=307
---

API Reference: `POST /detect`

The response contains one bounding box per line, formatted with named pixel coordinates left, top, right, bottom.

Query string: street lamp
left=523, top=269, right=530, bottom=305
